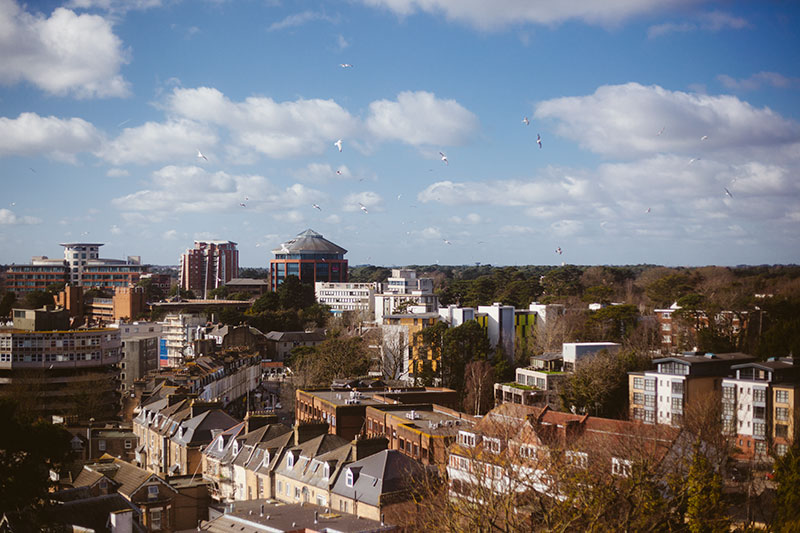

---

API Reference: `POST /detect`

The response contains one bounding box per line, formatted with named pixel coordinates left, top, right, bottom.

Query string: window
left=753, top=406, right=766, bottom=419
left=483, top=437, right=501, bottom=454
left=755, top=441, right=767, bottom=455
left=753, top=422, right=766, bottom=437
left=519, top=444, right=537, bottom=460
left=722, top=386, right=736, bottom=401
left=277, top=480, right=282, bottom=494
left=346, top=469, right=354, bottom=487
left=633, top=392, right=644, bottom=405
left=644, top=410, right=655, bottom=423
left=294, top=487, right=300, bottom=500
left=98, top=439, right=106, bottom=451
left=323, top=463, right=330, bottom=478
left=565, top=451, right=588, bottom=469
left=287, top=453, right=295, bottom=468
left=776, top=407, right=789, bottom=421
left=150, top=509, right=162, bottom=530
left=776, top=424, right=789, bottom=438
left=776, top=443, right=789, bottom=456
left=612, top=457, right=632, bottom=477
left=753, top=388, right=766, bottom=403
left=633, top=408, right=644, bottom=421
left=124, top=440, right=132, bottom=449
left=671, top=381, right=684, bottom=394
left=459, top=432, right=477, bottom=447
left=644, top=394, right=656, bottom=407
left=645, top=379, right=656, bottom=392
left=148, top=485, right=159, bottom=500
left=671, top=397, right=683, bottom=414
left=633, top=377, right=644, bottom=390
left=776, top=390, right=790, bottom=404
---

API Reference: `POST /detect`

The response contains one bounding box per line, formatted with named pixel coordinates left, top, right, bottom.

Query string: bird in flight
left=523, top=117, right=530, bottom=126
left=724, top=187, right=734, bottom=198
left=657, top=126, right=665, bottom=136
left=537, top=134, right=542, bottom=149
left=688, top=157, right=700, bottom=165
left=334, top=139, right=343, bottom=152
left=359, top=203, right=369, bottom=214
left=10, top=202, right=15, bottom=207
left=197, top=150, right=208, bottom=161
left=443, top=239, right=452, bottom=245
left=645, top=207, right=651, bottom=213
left=312, top=203, right=322, bottom=210
left=336, top=170, right=342, bottom=175
left=556, top=247, right=562, bottom=255
left=700, top=135, right=709, bottom=141
left=340, top=63, right=353, bottom=68
left=439, top=151, right=448, bottom=165
left=239, top=203, right=246, bottom=208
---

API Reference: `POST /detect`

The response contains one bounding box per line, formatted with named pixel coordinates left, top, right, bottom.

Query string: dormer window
left=323, top=463, right=330, bottom=478
left=612, top=457, right=632, bottom=477
left=217, top=438, right=224, bottom=452
left=483, top=437, right=502, bottom=454
left=346, top=469, right=354, bottom=487
left=565, top=450, right=588, bottom=469
left=287, top=452, right=295, bottom=468
left=458, top=431, right=477, bottom=448
left=233, top=441, right=238, bottom=455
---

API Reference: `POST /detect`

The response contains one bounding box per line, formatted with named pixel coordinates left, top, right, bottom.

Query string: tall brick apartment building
left=179, top=241, right=239, bottom=297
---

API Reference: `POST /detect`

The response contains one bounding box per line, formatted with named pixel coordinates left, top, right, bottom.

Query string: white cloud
left=717, top=71, right=800, bottom=91
left=418, top=175, right=591, bottom=207
left=167, top=87, right=358, bottom=159
left=500, top=225, right=537, bottom=235
left=97, top=118, right=218, bottom=165
left=534, top=83, right=800, bottom=158
left=324, top=214, right=341, bottom=224
left=293, top=163, right=352, bottom=183
left=0, top=208, right=41, bottom=225
left=550, top=219, right=583, bottom=237
left=65, top=0, right=163, bottom=12
left=106, top=168, right=129, bottom=177
left=336, top=34, right=350, bottom=50
left=359, top=0, right=698, bottom=30
left=450, top=213, right=482, bottom=224
left=267, top=10, right=339, bottom=32
left=0, top=112, right=101, bottom=159
left=648, top=10, right=749, bottom=38
left=343, top=191, right=383, bottom=212
left=162, top=229, right=178, bottom=240
left=0, top=0, right=130, bottom=98
left=366, top=91, right=478, bottom=146
left=109, top=224, right=121, bottom=235
left=111, top=165, right=324, bottom=213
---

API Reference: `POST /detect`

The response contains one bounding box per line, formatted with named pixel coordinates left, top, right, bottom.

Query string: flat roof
left=303, top=390, right=384, bottom=407
left=375, top=405, right=472, bottom=436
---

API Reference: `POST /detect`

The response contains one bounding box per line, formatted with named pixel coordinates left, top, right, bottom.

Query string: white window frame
left=565, top=450, right=588, bottom=469
left=612, top=457, right=632, bottom=477
left=346, top=469, right=354, bottom=487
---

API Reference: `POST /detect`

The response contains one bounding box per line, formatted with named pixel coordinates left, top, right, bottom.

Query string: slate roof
left=329, top=450, right=424, bottom=507
left=172, top=410, right=240, bottom=447
left=47, top=493, right=145, bottom=533
left=265, top=330, right=326, bottom=343
left=272, top=229, right=347, bottom=255
left=232, top=423, right=292, bottom=468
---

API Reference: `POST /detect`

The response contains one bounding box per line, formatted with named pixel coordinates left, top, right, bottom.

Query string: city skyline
left=1, top=0, right=799, bottom=267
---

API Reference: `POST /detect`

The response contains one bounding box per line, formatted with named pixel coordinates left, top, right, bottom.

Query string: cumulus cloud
left=66, top=0, right=163, bottom=12
left=111, top=165, right=323, bottom=213
left=106, top=168, right=129, bottom=177
left=162, top=229, right=178, bottom=240
left=343, top=191, right=382, bottom=212
left=418, top=175, right=591, bottom=207
left=0, top=0, right=130, bottom=98
left=267, top=10, right=339, bottom=31
left=0, top=208, right=41, bottom=225
left=450, top=213, right=482, bottom=224
left=648, top=10, right=749, bottom=38
left=292, top=163, right=352, bottom=183
left=534, top=83, right=800, bottom=158
left=359, top=0, right=698, bottom=30
left=97, top=119, right=218, bottom=165
left=717, top=71, right=800, bottom=91
left=167, top=87, right=358, bottom=159
left=0, top=112, right=101, bottom=159
left=366, top=91, right=478, bottom=146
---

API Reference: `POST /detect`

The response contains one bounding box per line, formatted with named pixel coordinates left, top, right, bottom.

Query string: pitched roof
left=330, top=449, right=424, bottom=506
left=174, top=410, right=240, bottom=446
left=265, top=330, right=326, bottom=342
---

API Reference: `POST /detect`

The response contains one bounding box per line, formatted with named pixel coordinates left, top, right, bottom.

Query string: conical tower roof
left=272, top=229, right=347, bottom=255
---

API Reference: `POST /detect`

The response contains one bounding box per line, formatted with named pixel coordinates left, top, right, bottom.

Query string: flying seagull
left=340, top=63, right=353, bottom=68
left=537, top=134, right=542, bottom=149
left=439, top=151, right=448, bottom=165
left=657, top=126, right=665, bottom=136
left=359, top=203, right=369, bottom=214
left=443, top=239, right=452, bottom=245
left=724, top=187, right=734, bottom=198
left=10, top=202, right=15, bottom=207
left=197, top=150, right=208, bottom=161
left=556, top=247, right=562, bottom=255
left=334, top=139, right=343, bottom=152
left=239, top=203, right=246, bottom=208
left=312, top=203, right=322, bottom=210
left=645, top=207, right=651, bottom=214
left=523, top=117, right=530, bottom=126
left=701, top=135, right=709, bottom=141
left=688, top=157, right=700, bottom=165
left=336, top=170, right=342, bottom=175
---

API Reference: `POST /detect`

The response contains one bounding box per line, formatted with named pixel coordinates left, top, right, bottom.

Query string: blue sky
left=1, top=0, right=799, bottom=268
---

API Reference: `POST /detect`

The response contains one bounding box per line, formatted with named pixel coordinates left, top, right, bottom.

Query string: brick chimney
left=294, top=422, right=329, bottom=445
left=190, top=400, right=223, bottom=417
left=245, top=411, right=278, bottom=433
left=350, top=436, right=388, bottom=461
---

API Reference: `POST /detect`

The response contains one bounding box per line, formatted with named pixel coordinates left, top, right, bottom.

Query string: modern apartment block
left=0, top=307, right=122, bottom=420
left=159, top=312, right=207, bottom=367
left=629, top=352, right=755, bottom=426
left=179, top=240, right=239, bottom=296
left=315, top=281, right=378, bottom=315
left=269, top=229, right=347, bottom=292
left=477, top=303, right=516, bottom=362
left=562, top=342, right=621, bottom=372
left=721, top=358, right=800, bottom=460
left=4, top=243, right=146, bottom=295
left=374, top=269, right=438, bottom=323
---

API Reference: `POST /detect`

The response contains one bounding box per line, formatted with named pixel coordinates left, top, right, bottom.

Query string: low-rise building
left=315, top=281, right=377, bottom=315
left=223, top=277, right=269, bottom=297
left=562, top=342, right=621, bottom=372
left=494, top=356, right=567, bottom=409
left=265, top=330, right=326, bottom=361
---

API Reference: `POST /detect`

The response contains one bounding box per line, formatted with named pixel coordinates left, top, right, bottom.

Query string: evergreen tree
left=686, top=443, right=729, bottom=533
left=773, top=442, right=800, bottom=532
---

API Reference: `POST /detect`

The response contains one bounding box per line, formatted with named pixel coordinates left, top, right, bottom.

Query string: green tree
left=585, top=304, right=639, bottom=343
left=773, top=442, right=800, bottom=532
left=278, top=275, right=315, bottom=310
left=582, top=285, right=614, bottom=304
left=645, top=272, right=695, bottom=307
left=19, top=291, right=54, bottom=309
left=541, top=265, right=584, bottom=298
left=290, top=335, right=371, bottom=386
left=0, top=291, right=16, bottom=317
left=45, top=282, right=65, bottom=295
left=441, top=320, right=491, bottom=395
left=168, top=285, right=195, bottom=299
left=686, top=443, right=729, bottom=533
left=299, top=303, right=331, bottom=329
left=251, top=291, right=280, bottom=313
left=0, top=399, right=72, bottom=528
left=136, top=277, right=164, bottom=301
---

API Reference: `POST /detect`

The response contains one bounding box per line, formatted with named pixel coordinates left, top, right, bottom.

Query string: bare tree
left=463, top=360, right=494, bottom=415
